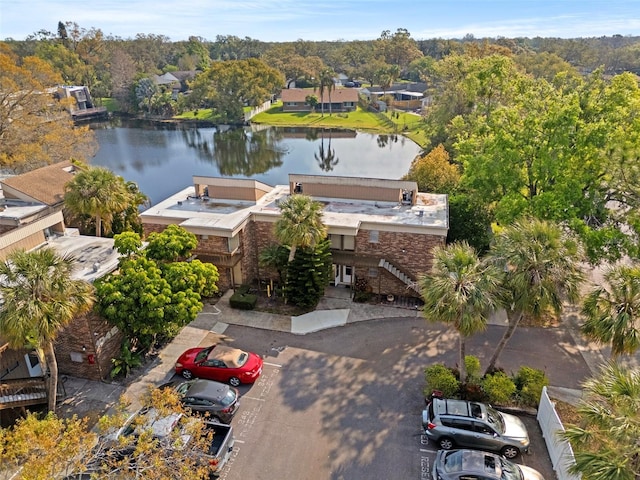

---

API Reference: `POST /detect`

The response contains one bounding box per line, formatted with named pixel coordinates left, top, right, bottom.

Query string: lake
left=89, top=119, right=423, bottom=206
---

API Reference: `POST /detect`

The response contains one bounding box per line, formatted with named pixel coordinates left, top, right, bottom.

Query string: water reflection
left=90, top=119, right=422, bottom=206
left=314, top=130, right=340, bottom=172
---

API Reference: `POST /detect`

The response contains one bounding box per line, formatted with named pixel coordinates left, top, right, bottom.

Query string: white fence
left=537, top=386, right=581, bottom=480
left=244, top=100, right=272, bottom=123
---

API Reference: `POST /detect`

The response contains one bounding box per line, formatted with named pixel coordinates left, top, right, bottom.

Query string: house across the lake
left=280, top=88, right=360, bottom=113
left=55, top=85, right=107, bottom=121
left=140, top=174, right=448, bottom=299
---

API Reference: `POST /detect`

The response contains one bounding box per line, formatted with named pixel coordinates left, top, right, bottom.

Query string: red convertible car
left=175, top=344, right=263, bottom=387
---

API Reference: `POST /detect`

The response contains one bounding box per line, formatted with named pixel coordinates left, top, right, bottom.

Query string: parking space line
left=263, top=361, right=282, bottom=367
left=242, top=396, right=266, bottom=402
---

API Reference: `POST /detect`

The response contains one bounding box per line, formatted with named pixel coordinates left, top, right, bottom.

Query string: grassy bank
left=252, top=102, right=428, bottom=148
left=174, top=102, right=429, bottom=148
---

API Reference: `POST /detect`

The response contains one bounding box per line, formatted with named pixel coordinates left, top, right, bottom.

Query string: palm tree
left=0, top=248, right=95, bottom=412
left=274, top=194, right=327, bottom=263
left=581, top=264, right=640, bottom=358
left=420, top=242, right=502, bottom=381
left=64, top=165, right=131, bottom=237
left=484, top=218, right=584, bottom=374
left=560, top=362, right=640, bottom=480
left=318, top=68, right=334, bottom=117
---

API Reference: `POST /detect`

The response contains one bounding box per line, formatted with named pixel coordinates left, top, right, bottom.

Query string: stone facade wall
left=140, top=221, right=444, bottom=298
left=55, top=312, right=123, bottom=381
left=142, top=223, right=165, bottom=237
left=352, top=229, right=444, bottom=298
left=193, top=235, right=228, bottom=254
left=354, top=267, right=417, bottom=298
left=355, top=229, right=443, bottom=278
left=249, top=220, right=280, bottom=285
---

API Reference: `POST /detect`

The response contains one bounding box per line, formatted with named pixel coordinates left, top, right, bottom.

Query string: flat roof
left=141, top=180, right=448, bottom=236
left=45, top=233, right=121, bottom=283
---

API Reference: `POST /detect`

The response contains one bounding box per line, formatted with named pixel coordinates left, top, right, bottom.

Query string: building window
left=228, top=235, right=239, bottom=253
left=368, top=268, right=378, bottom=278
left=369, top=230, right=379, bottom=243
left=329, top=234, right=355, bottom=251
left=343, top=235, right=355, bottom=251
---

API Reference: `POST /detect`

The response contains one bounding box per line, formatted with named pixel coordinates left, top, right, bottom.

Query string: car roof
left=120, top=408, right=182, bottom=438
left=441, top=450, right=501, bottom=477
left=186, top=379, right=231, bottom=401
left=433, top=398, right=486, bottom=419
left=207, top=345, right=245, bottom=368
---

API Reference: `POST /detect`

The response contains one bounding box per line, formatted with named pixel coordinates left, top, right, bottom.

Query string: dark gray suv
left=422, top=397, right=530, bottom=459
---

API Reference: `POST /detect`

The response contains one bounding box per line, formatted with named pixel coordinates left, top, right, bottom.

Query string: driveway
left=183, top=317, right=574, bottom=479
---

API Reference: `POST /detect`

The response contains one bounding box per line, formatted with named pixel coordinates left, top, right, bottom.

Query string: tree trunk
left=44, top=341, right=59, bottom=412
left=485, top=310, right=523, bottom=375
left=288, top=244, right=297, bottom=263
left=459, top=334, right=467, bottom=384
left=95, top=215, right=102, bottom=237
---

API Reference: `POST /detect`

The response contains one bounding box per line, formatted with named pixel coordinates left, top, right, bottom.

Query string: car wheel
left=501, top=446, right=520, bottom=459
left=438, top=437, right=455, bottom=450
left=229, top=377, right=241, bottom=387
left=181, top=369, right=193, bottom=380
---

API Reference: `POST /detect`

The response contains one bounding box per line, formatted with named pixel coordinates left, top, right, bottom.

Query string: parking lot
left=184, top=319, right=557, bottom=480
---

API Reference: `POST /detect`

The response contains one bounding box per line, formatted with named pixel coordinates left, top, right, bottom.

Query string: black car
left=162, top=378, right=240, bottom=423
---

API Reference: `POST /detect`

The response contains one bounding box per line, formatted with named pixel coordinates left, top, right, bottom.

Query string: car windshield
left=486, top=406, right=505, bottom=433
left=175, top=381, right=193, bottom=396
left=195, top=347, right=212, bottom=363
left=235, top=352, right=248, bottom=367
left=500, top=458, right=523, bottom=480
left=442, top=450, right=463, bottom=472
left=220, top=388, right=237, bottom=407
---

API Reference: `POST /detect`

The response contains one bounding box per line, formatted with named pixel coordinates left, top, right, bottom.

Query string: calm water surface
left=89, top=119, right=422, bottom=205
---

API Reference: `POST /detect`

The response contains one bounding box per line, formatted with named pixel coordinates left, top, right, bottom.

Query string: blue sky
left=1, top=0, right=639, bottom=42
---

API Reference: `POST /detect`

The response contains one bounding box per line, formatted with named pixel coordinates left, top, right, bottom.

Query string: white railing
left=537, top=386, right=581, bottom=480
left=244, top=100, right=272, bottom=122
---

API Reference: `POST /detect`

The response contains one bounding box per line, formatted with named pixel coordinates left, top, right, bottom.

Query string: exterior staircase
left=378, top=258, right=421, bottom=294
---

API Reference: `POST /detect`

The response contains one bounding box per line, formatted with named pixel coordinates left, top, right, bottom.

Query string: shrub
left=230, top=292, right=257, bottom=310
left=482, top=372, right=516, bottom=405
left=353, top=291, right=373, bottom=302
left=110, top=339, right=142, bottom=379
left=514, top=366, right=548, bottom=407
left=464, top=355, right=482, bottom=383
left=424, top=364, right=460, bottom=399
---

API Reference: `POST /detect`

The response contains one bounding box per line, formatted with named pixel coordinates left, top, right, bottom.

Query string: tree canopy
left=561, top=362, right=640, bottom=480
left=0, top=387, right=219, bottom=480
left=64, top=165, right=147, bottom=237
left=188, top=58, right=284, bottom=123
left=0, top=248, right=94, bottom=411
left=95, top=227, right=218, bottom=352
left=0, top=44, right=97, bottom=171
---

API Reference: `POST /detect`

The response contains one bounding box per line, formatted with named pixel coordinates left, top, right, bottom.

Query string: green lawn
left=169, top=100, right=429, bottom=148
left=251, top=102, right=428, bottom=147
left=175, top=108, right=219, bottom=121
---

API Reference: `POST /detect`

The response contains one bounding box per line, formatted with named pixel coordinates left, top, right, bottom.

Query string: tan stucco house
left=281, top=88, right=360, bottom=113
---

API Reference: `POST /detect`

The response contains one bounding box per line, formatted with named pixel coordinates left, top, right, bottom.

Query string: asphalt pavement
left=55, top=284, right=638, bottom=426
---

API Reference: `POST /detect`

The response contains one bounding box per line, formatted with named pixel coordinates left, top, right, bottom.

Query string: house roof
left=364, top=82, right=427, bottom=94
left=170, top=71, right=198, bottom=81
left=141, top=175, right=448, bottom=238
left=0, top=161, right=76, bottom=206
left=281, top=88, right=359, bottom=103
left=153, top=73, right=180, bottom=85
